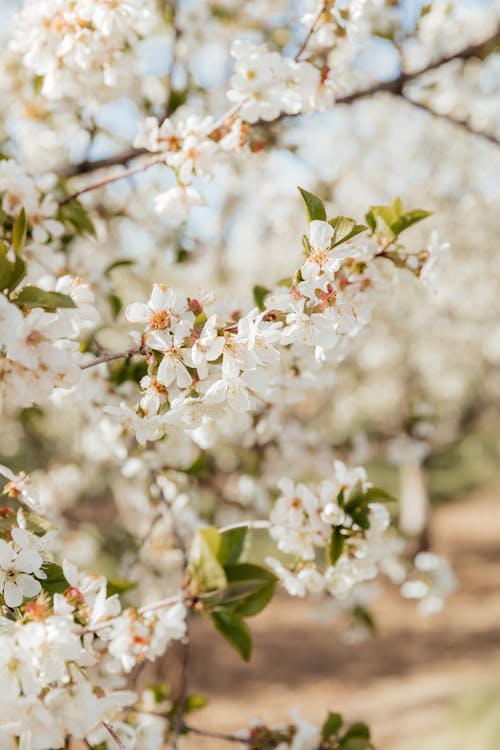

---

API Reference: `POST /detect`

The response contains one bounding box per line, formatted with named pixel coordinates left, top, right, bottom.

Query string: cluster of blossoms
left=104, top=200, right=443, bottom=446
left=0, top=277, right=98, bottom=410
left=265, top=461, right=402, bottom=599
left=0, top=471, right=187, bottom=750
left=9, top=0, right=155, bottom=100
left=133, top=113, right=245, bottom=222
left=227, top=40, right=335, bottom=123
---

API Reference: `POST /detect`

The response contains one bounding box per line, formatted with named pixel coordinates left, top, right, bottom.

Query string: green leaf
left=108, top=293, right=122, bottom=319
left=342, top=723, right=370, bottom=741
left=12, top=208, right=27, bottom=255
left=391, top=209, right=433, bottom=236
left=344, top=485, right=395, bottom=515
left=106, top=578, right=137, bottom=597
left=188, top=528, right=227, bottom=594
left=218, top=527, right=247, bottom=566
left=59, top=199, right=96, bottom=237
left=149, top=682, right=170, bottom=703
left=322, top=712, right=343, bottom=740
left=340, top=723, right=373, bottom=750
left=0, top=248, right=27, bottom=293
left=298, top=187, right=326, bottom=222
left=329, top=216, right=368, bottom=247
left=225, top=563, right=276, bottom=617
left=211, top=609, right=252, bottom=661
left=253, top=285, right=270, bottom=312
left=340, top=740, right=374, bottom=750
left=39, top=563, right=69, bottom=595
left=17, top=286, right=76, bottom=311
left=184, top=694, right=209, bottom=713
left=23, top=511, right=55, bottom=537
left=365, top=199, right=431, bottom=240
left=353, top=605, right=376, bottom=633
left=329, top=527, right=345, bottom=565
left=105, top=259, right=134, bottom=274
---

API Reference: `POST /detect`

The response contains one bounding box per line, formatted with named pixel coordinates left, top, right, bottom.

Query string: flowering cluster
left=227, top=40, right=333, bottom=123
left=0, top=473, right=188, bottom=750
left=0, top=276, right=97, bottom=410
left=133, top=113, right=244, bottom=222
left=265, top=461, right=400, bottom=599
left=9, top=0, right=155, bottom=100
left=104, top=191, right=440, bottom=446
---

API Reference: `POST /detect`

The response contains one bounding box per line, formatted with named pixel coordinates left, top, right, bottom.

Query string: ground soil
left=183, top=486, right=500, bottom=749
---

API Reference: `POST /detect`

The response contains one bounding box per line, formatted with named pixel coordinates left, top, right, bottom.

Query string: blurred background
left=1, top=0, right=500, bottom=747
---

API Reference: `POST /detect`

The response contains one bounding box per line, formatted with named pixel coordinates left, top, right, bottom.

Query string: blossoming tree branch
left=0, top=1, right=497, bottom=749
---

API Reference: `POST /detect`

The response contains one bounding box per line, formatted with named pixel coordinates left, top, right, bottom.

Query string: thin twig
left=79, top=346, right=145, bottom=370
left=62, top=29, right=499, bottom=179
left=398, top=92, right=500, bottom=146
left=183, top=723, right=248, bottom=744
left=103, top=722, right=126, bottom=750
left=295, top=0, right=327, bottom=61
left=155, top=474, right=191, bottom=750
left=60, top=158, right=164, bottom=206
left=166, top=0, right=182, bottom=116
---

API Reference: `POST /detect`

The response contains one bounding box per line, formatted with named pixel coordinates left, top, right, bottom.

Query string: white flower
left=126, top=284, right=193, bottom=348
left=0, top=530, right=44, bottom=607
left=0, top=296, right=23, bottom=351
left=204, top=376, right=254, bottom=412
left=185, top=314, right=224, bottom=380
left=0, top=465, right=41, bottom=511
left=104, top=402, right=167, bottom=445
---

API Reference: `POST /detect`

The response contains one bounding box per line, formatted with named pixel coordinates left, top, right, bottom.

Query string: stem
left=399, top=92, right=500, bottom=146
left=183, top=723, right=248, bottom=744
left=172, top=628, right=191, bottom=750
left=63, top=29, right=499, bottom=179
left=102, top=723, right=126, bottom=750
left=60, top=157, right=164, bottom=206
left=79, top=346, right=145, bottom=370
left=295, top=1, right=327, bottom=61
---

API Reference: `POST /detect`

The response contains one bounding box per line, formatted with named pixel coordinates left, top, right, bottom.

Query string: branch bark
left=61, top=29, right=499, bottom=179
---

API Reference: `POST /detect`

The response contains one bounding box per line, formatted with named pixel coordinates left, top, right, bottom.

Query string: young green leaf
left=59, top=199, right=96, bottom=237
left=38, top=563, right=69, bottom=595
left=329, top=527, right=345, bottom=565
left=106, top=578, right=137, bottom=597
left=12, top=208, right=27, bottom=255
left=253, top=285, right=270, bottom=312
left=329, top=216, right=368, bottom=247
left=298, top=187, right=327, bottom=222
left=188, top=528, right=227, bottom=593
left=211, top=609, right=252, bottom=661
left=218, top=527, right=247, bottom=567
left=16, top=286, right=76, bottom=311
left=322, top=712, right=343, bottom=740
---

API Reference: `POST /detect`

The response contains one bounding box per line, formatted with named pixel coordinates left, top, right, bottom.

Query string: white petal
left=309, top=220, right=334, bottom=251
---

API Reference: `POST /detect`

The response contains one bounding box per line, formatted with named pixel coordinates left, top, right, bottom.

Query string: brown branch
left=102, top=723, right=126, bottom=750
left=63, top=147, right=148, bottom=177
left=333, top=30, right=499, bottom=107
left=60, top=158, right=164, bottom=205
left=79, top=346, right=145, bottom=370
left=398, top=92, right=500, bottom=146
left=182, top=723, right=247, bottom=744
left=295, top=1, right=328, bottom=61
left=60, top=29, right=499, bottom=180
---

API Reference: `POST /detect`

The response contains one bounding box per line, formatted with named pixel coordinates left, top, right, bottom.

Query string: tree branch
left=397, top=92, right=500, bottom=146
left=295, top=1, right=328, bottom=61
left=79, top=346, right=145, bottom=370
left=61, top=29, right=499, bottom=181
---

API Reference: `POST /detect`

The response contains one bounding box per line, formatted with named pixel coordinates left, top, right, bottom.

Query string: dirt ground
left=183, top=486, right=500, bottom=750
